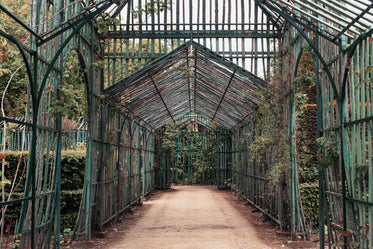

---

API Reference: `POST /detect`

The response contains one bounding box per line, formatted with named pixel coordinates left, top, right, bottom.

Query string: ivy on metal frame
left=0, top=0, right=373, bottom=248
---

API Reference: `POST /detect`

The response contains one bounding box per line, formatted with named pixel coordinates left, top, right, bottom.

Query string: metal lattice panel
left=1, top=0, right=373, bottom=247
left=258, top=0, right=373, bottom=46
left=104, top=41, right=266, bottom=131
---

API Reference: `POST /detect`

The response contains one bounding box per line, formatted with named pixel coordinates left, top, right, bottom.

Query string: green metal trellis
left=0, top=0, right=373, bottom=248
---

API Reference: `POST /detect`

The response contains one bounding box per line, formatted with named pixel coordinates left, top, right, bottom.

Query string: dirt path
left=67, top=185, right=319, bottom=249
left=105, top=185, right=277, bottom=249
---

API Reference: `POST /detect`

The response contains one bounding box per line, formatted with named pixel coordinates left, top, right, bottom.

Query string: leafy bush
left=2, top=150, right=85, bottom=233
left=61, top=150, right=85, bottom=190
left=60, top=189, right=83, bottom=231
left=300, top=182, right=319, bottom=230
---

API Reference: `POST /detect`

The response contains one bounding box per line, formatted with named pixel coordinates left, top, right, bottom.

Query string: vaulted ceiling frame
left=145, top=94, right=243, bottom=127
left=193, top=42, right=267, bottom=88
left=147, top=95, right=239, bottom=129
left=144, top=100, right=187, bottom=122
left=173, top=111, right=219, bottom=130
left=149, top=74, right=176, bottom=124
left=212, top=69, right=237, bottom=122
left=104, top=44, right=192, bottom=98
left=146, top=101, right=190, bottom=126
left=193, top=45, right=198, bottom=113
left=107, top=53, right=265, bottom=96
left=193, top=88, right=249, bottom=116
left=116, top=103, right=157, bottom=132
left=259, top=7, right=341, bottom=46
left=104, top=41, right=266, bottom=130
left=192, top=101, right=238, bottom=127
left=308, top=0, right=373, bottom=29
left=193, top=93, right=244, bottom=120
left=194, top=60, right=263, bottom=100
left=276, top=1, right=356, bottom=38
left=195, top=72, right=262, bottom=108
left=155, top=108, right=229, bottom=132
left=134, top=73, right=187, bottom=111
left=186, top=48, right=192, bottom=112
left=188, top=110, right=228, bottom=128
left=141, top=95, right=189, bottom=123
left=148, top=102, right=226, bottom=131
left=136, top=86, right=246, bottom=119
left=126, top=73, right=230, bottom=116
left=152, top=69, right=261, bottom=112
left=112, top=63, right=190, bottom=116
left=292, top=0, right=367, bottom=31
left=259, top=0, right=341, bottom=101
left=195, top=64, right=259, bottom=104
left=132, top=86, right=188, bottom=116
left=125, top=71, right=185, bottom=111
left=332, top=2, right=373, bottom=42
left=260, top=0, right=373, bottom=47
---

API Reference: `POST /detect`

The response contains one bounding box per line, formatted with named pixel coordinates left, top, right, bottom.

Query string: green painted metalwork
left=1, top=0, right=373, bottom=248
left=173, top=131, right=217, bottom=185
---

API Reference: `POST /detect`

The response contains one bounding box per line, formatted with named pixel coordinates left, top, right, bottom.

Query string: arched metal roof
left=104, top=41, right=266, bottom=131
left=258, top=0, right=373, bottom=46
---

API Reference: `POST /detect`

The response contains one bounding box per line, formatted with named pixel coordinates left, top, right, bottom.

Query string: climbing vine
left=132, top=0, right=171, bottom=19
left=49, top=51, right=86, bottom=120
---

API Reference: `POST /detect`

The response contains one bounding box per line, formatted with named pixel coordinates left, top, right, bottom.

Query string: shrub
left=2, top=150, right=85, bottom=233
left=300, top=182, right=319, bottom=231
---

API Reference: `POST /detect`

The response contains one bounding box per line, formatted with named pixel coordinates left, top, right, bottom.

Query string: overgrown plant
left=0, top=50, right=28, bottom=244
left=316, top=135, right=340, bottom=170
left=132, top=0, right=171, bottom=19
left=49, top=51, right=86, bottom=120
left=161, top=125, right=179, bottom=150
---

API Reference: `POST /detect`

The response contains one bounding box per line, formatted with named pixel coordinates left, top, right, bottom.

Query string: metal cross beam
left=212, top=69, right=237, bottom=122
left=332, top=2, right=373, bottom=41
left=107, top=30, right=279, bottom=39
left=149, top=74, right=176, bottom=124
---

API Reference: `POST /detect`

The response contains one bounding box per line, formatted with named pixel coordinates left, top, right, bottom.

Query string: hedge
left=300, top=182, right=319, bottom=231
left=1, top=150, right=86, bottom=233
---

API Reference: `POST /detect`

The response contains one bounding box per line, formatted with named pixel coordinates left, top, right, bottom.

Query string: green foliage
left=235, top=50, right=293, bottom=224
left=60, top=227, right=74, bottom=244
left=177, top=66, right=192, bottom=77
left=61, top=150, right=86, bottom=190
left=3, top=150, right=85, bottom=233
left=0, top=0, right=30, bottom=116
left=11, top=233, right=22, bottom=249
left=49, top=83, right=85, bottom=119
left=60, top=189, right=83, bottom=233
left=294, top=50, right=319, bottom=232
left=2, top=151, right=28, bottom=192
left=0, top=40, right=28, bottom=116
left=354, top=65, right=373, bottom=89
left=353, top=162, right=369, bottom=184
left=316, top=135, right=340, bottom=170
left=331, top=229, right=362, bottom=249
left=132, top=0, right=171, bottom=19
left=161, top=123, right=217, bottom=184
left=49, top=51, right=86, bottom=120
left=300, top=182, right=319, bottom=230
left=161, top=125, right=180, bottom=150
left=294, top=52, right=318, bottom=174
left=96, top=14, right=120, bottom=37
left=248, top=100, right=290, bottom=179
left=293, top=72, right=315, bottom=118
left=294, top=69, right=317, bottom=183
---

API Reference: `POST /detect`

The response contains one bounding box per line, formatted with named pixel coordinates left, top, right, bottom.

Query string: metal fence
left=1, top=0, right=373, bottom=248
left=0, top=118, right=87, bottom=151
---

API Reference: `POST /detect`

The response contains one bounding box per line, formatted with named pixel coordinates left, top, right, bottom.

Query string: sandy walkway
left=108, top=185, right=271, bottom=249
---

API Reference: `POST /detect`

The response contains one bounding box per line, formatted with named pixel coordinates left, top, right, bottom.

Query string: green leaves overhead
left=132, top=0, right=171, bottom=19
left=49, top=51, right=86, bottom=120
